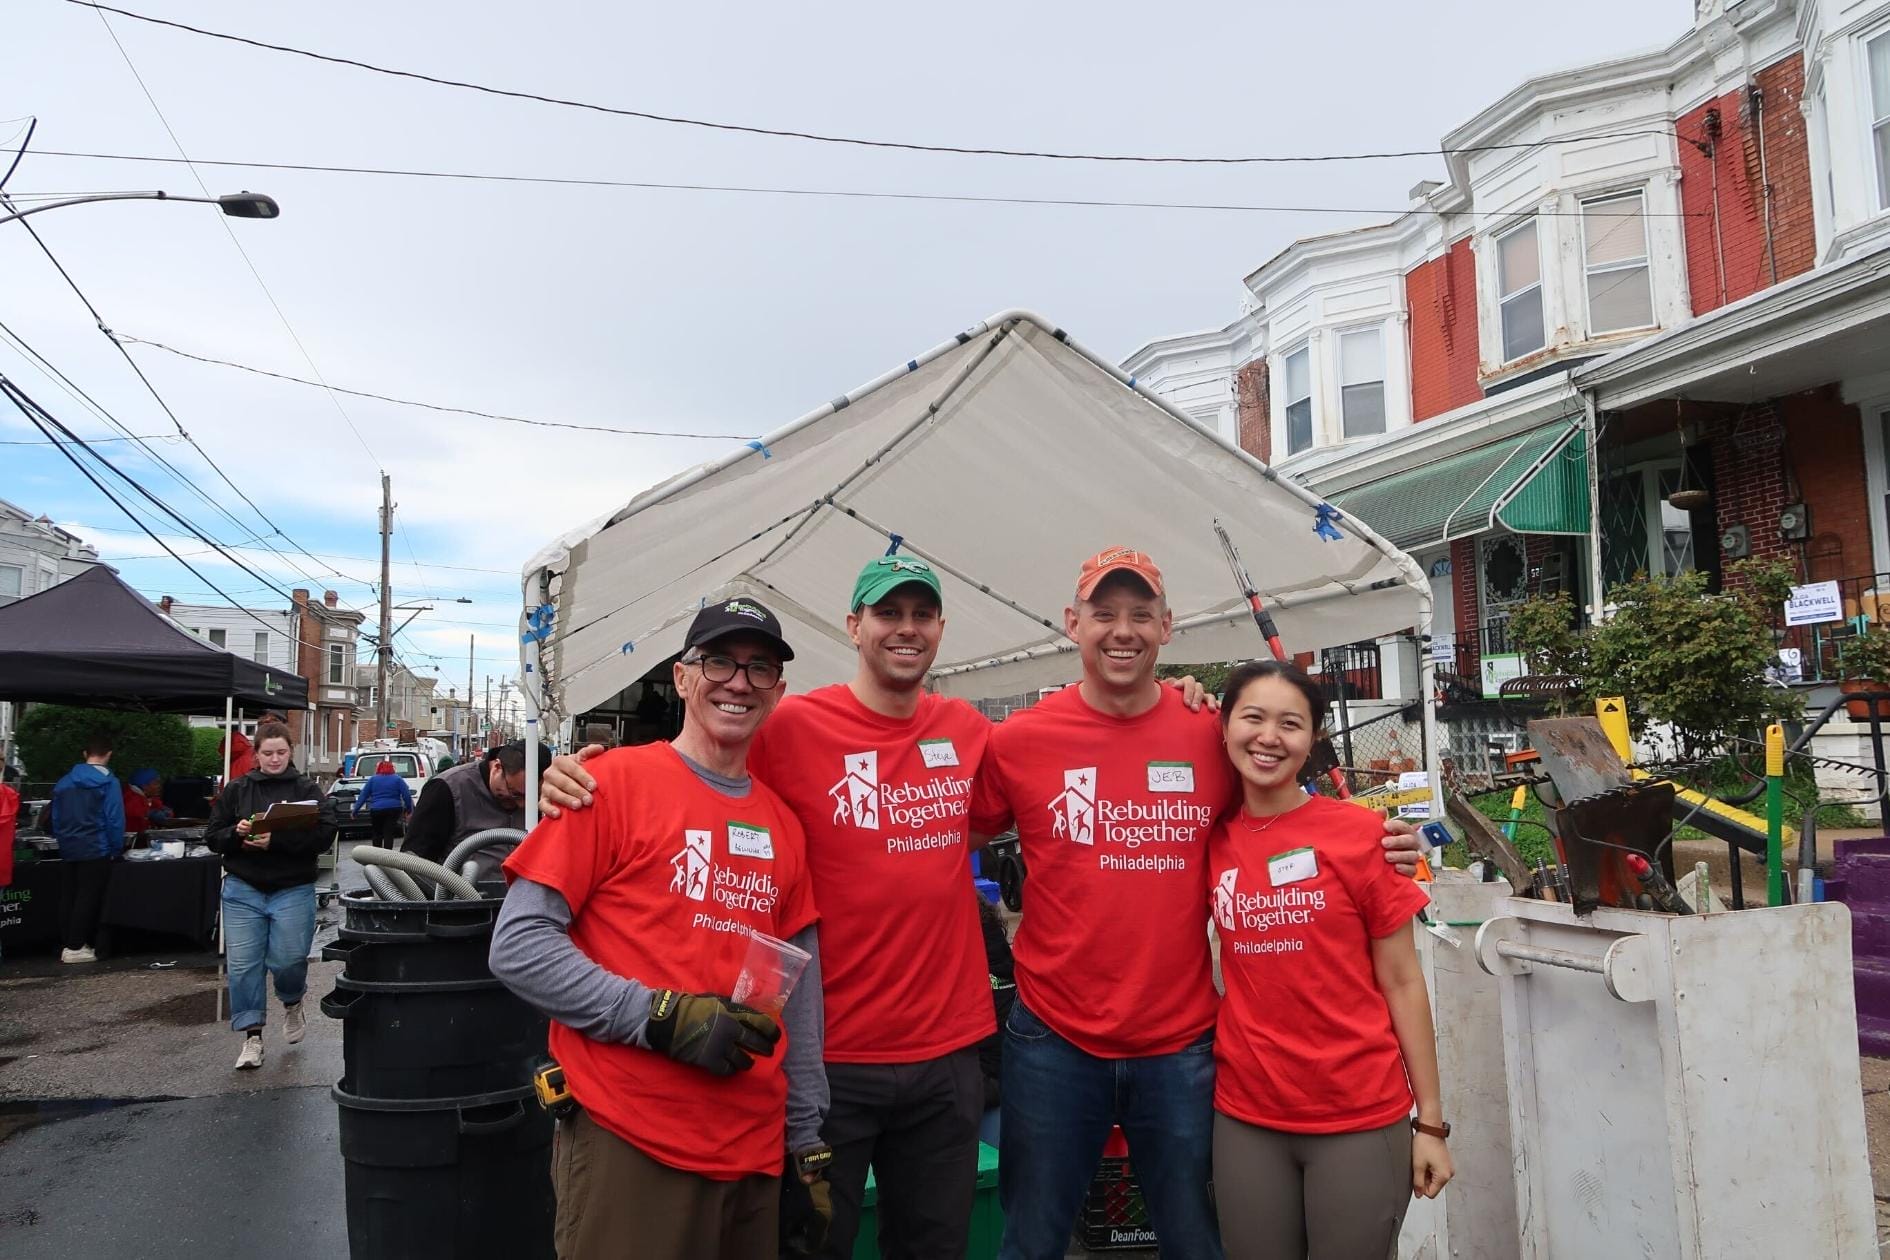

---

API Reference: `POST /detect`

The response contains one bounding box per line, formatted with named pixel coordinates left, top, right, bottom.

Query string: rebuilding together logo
left=1047, top=766, right=1210, bottom=872
left=826, top=749, right=970, bottom=854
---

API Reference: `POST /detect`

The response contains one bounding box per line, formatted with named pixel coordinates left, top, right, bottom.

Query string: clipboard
left=252, top=800, right=320, bottom=833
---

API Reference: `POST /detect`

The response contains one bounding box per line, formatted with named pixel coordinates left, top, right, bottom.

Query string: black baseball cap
left=683, top=596, right=795, bottom=662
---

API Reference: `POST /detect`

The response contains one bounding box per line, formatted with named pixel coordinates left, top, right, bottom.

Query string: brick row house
left=1125, top=0, right=1890, bottom=767
left=160, top=588, right=365, bottom=776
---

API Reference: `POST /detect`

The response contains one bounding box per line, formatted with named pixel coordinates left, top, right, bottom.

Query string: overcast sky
left=3, top=0, right=1694, bottom=688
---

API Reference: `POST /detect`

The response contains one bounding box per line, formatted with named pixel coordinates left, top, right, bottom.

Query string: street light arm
left=0, top=189, right=279, bottom=228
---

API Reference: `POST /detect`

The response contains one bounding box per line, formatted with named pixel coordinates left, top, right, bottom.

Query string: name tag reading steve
left=919, top=739, right=959, bottom=769
left=1146, top=761, right=1195, bottom=793
left=726, top=822, right=774, bottom=860
left=1268, top=847, right=1318, bottom=886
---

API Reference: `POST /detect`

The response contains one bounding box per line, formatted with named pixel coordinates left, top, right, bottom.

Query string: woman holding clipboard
left=1208, top=661, right=1451, bottom=1258
left=204, top=720, right=336, bottom=1070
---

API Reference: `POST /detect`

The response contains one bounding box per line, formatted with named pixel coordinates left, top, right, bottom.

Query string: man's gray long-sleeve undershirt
left=490, top=865, right=828, bottom=1152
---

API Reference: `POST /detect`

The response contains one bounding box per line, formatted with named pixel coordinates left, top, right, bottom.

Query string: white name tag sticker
left=1268, top=847, right=1318, bottom=886
left=919, top=739, right=959, bottom=769
left=726, top=822, right=774, bottom=860
left=1147, top=761, right=1195, bottom=793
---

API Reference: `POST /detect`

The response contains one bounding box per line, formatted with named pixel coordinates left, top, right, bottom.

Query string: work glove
left=644, top=989, right=780, bottom=1075
left=780, top=1145, right=835, bottom=1256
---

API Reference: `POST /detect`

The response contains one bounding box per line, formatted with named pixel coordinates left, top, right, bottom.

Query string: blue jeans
left=998, top=1000, right=1221, bottom=1260
left=222, top=876, right=315, bottom=1033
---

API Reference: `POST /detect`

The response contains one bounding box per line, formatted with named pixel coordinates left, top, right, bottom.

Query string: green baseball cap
left=851, top=555, right=944, bottom=612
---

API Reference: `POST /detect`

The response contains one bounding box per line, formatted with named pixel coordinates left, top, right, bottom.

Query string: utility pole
left=467, top=635, right=476, bottom=758
left=376, top=473, right=392, bottom=739
left=484, top=674, right=492, bottom=750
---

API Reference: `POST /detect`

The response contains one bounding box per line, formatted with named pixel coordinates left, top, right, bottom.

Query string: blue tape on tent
left=885, top=534, right=904, bottom=556
left=520, top=604, right=555, bottom=644
left=1312, top=504, right=1346, bottom=542
left=620, top=642, right=634, bottom=655
left=746, top=440, right=772, bottom=459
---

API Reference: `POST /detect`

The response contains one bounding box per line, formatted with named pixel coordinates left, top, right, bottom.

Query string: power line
left=87, top=2, right=385, bottom=476
left=1, top=376, right=287, bottom=635
left=69, top=518, right=519, bottom=575
left=0, top=431, right=176, bottom=444
left=114, top=335, right=759, bottom=440
left=11, top=148, right=1706, bottom=219
left=0, top=313, right=377, bottom=596
left=62, top=1, right=1683, bottom=167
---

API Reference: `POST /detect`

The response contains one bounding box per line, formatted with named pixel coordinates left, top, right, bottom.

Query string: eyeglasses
left=685, top=654, right=783, bottom=690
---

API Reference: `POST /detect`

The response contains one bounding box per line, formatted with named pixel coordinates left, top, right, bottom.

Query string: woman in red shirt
left=1208, top=659, right=1450, bottom=1258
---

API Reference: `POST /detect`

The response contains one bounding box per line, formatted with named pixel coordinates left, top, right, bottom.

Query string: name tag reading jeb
left=1268, top=847, right=1318, bottom=886
left=1147, top=760, right=1195, bottom=793
left=726, top=822, right=774, bottom=860
left=919, top=739, right=959, bottom=769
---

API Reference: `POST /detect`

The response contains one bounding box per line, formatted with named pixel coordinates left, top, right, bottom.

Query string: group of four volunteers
left=494, top=546, right=1452, bottom=1260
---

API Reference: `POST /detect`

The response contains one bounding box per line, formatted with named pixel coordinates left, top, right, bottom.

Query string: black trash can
left=334, top=1084, right=554, bottom=1260
left=322, top=972, right=547, bottom=1100
left=329, top=884, right=554, bottom=1259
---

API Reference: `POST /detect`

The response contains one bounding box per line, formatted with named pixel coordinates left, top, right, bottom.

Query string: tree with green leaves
left=16, top=705, right=194, bottom=785
left=1507, top=557, right=1801, bottom=757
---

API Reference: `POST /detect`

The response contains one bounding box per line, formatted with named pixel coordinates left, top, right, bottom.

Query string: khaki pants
left=553, top=1108, right=779, bottom=1260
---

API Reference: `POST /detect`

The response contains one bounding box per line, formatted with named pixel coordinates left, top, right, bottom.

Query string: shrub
left=17, top=705, right=194, bottom=784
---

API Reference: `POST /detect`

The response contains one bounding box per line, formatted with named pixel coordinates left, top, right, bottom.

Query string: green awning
left=1327, top=419, right=1586, bottom=551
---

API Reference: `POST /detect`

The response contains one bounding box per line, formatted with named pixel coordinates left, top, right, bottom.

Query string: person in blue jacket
left=351, top=759, right=413, bottom=844
left=48, top=731, right=125, bottom=964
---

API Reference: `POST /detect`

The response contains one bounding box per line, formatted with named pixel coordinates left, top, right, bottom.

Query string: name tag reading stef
left=1268, top=847, right=1318, bottom=887
left=1147, top=761, right=1195, bottom=793
left=919, top=739, right=959, bottom=769
left=726, top=823, right=774, bottom=860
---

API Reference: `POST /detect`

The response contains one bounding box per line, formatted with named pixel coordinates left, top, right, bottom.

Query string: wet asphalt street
left=0, top=1087, right=345, bottom=1259
left=0, top=844, right=370, bottom=1257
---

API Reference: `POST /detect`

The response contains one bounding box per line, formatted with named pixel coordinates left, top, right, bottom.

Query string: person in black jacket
left=204, top=720, right=337, bottom=1070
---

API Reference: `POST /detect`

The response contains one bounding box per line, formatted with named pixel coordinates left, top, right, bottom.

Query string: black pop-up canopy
left=0, top=566, right=308, bottom=712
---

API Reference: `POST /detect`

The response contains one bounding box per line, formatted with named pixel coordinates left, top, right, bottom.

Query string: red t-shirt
left=1209, top=795, right=1431, bottom=1134
left=0, top=783, right=17, bottom=888
left=123, top=786, right=152, bottom=836
left=503, top=741, right=817, bottom=1178
left=968, top=686, right=1231, bottom=1057
left=751, top=686, right=996, bottom=1063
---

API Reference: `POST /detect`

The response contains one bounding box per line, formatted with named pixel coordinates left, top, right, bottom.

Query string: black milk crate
left=1080, top=1155, right=1158, bottom=1251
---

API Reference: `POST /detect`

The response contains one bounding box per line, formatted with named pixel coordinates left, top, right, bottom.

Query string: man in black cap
left=492, top=596, right=830, bottom=1260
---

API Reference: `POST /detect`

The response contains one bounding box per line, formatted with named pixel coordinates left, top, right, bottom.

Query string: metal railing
left=1317, top=641, right=1383, bottom=702
left=1778, top=571, right=1890, bottom=684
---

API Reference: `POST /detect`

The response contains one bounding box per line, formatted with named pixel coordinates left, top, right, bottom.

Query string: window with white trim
left=254, top=631, right=270, bottom=662
left=1338, top=328, right=1385, bottom=438
left=1871, top=30, right=1890, bottom=209
left=328, top=642, right=348, bottom=685
left=0, top=564, right=21, bottom=606
left=208, top=628, right=227, bottom=649
left=1582, top=191, right=1653, bottom=333
left=1496, top=219, right=1545, bottom=361
left=1284, top=346, right=1313, bottom=455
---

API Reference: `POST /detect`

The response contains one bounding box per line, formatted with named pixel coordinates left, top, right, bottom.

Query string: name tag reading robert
left=919, top=739, right=959, bottom=769
left=726, top=823, right=774, bottom=860
left=1147, top=761, right=1195, bottom=793
left=1268, top=847, right=1318, bottom=886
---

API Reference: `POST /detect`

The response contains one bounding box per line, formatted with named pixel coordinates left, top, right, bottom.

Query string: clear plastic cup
left=731, top=928, right=811, bottom=1015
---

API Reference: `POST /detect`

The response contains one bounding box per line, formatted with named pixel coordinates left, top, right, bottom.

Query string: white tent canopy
left=523, top=311, right=1433, bottom=725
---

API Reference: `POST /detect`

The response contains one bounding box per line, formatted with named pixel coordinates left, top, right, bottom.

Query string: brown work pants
left=552, top=1108, right=779, bottom=1260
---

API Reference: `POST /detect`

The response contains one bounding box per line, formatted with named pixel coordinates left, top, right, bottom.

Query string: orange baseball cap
left=1075, top=546, right=1165, bottom=600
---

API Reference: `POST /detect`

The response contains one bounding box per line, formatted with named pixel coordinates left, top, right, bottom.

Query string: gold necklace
left=1238, top=796, right=1309, bottom=834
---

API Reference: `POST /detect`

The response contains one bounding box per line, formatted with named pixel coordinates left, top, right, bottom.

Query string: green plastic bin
left=851, top=1140, right=1001, bottom=1259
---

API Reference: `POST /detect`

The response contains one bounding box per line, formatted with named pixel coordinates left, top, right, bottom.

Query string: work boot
left=235, top=1033, right=264, bottom=1070
left=283, top=1002, right=306, bottom=1045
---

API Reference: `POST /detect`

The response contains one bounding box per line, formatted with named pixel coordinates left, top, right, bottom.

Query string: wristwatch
left=1412, top=1117, right=1451, bottom=1140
